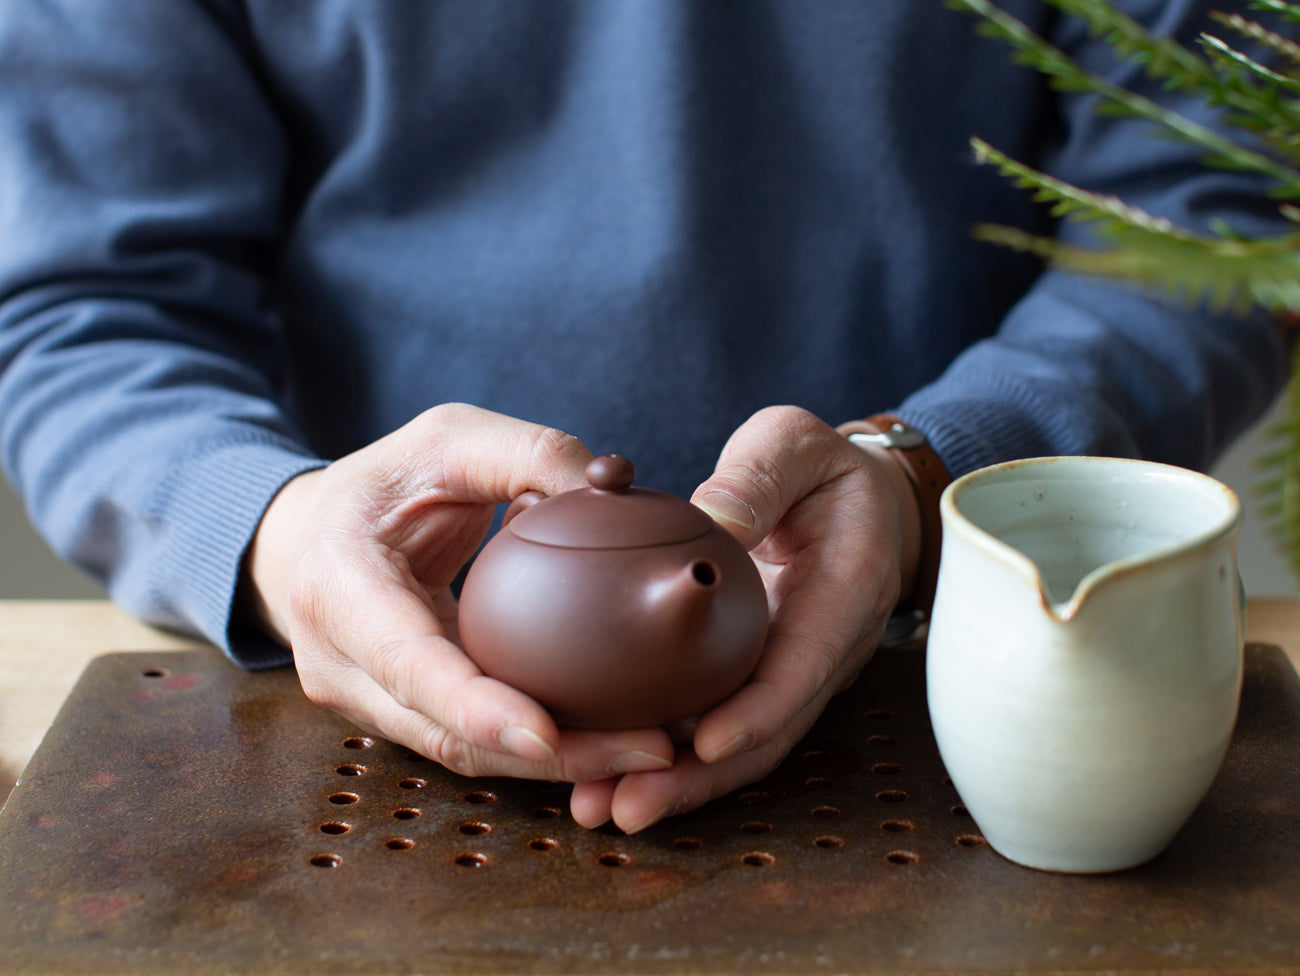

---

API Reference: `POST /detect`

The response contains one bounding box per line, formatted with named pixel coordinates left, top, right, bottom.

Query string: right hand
left=243, top=403, right=676, bottom=784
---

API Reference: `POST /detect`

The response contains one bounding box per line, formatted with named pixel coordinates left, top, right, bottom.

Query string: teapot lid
left=508, top=455, right=714, bottom=549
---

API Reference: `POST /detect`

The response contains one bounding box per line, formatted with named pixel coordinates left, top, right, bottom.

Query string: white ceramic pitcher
left=927, top=456, right=1244, bottom=873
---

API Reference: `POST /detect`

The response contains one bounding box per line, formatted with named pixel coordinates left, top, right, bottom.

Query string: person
left=0, top=1, right=1290, bottom=834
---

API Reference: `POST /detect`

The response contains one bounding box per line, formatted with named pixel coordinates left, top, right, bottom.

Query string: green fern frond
left=955, top=0, right=1300, bottom=590
left=1213, top=11, right=1300, bottom=72
left=1249, top=0, right=1300, bottom=26
left=1196, top=33, right=1300, bottom=160
left=948, top=0, right=1300, bottom=194
left=1046, top=0, right=1211, bottom=85
left=972, top=222, right=1300, bottom=313
left=971, top=137, right=1198, bottom=235
left=1256, top=343, right=1300, bottom=583
left=1199, top=32, right=1300, bottom=96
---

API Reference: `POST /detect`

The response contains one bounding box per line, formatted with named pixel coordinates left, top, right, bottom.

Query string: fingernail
left=625, top=797, right=686, bottom=835
left=701, top=731, right=754, bottom=764
left=606, top=750, right=674, bottom=775
left=497, top=725, right=556, bottom=762
left=696, top=490, right=755, bottom=533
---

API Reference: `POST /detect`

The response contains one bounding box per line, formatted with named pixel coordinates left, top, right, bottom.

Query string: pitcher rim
left=940, top=456, right=1243, bottom=621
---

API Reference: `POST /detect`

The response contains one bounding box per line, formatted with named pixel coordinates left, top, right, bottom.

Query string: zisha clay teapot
left=457, top=455, right=768, bottom=729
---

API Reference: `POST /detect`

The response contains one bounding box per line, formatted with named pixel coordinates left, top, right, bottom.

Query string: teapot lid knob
left=586, top=455, right=636, bottom=492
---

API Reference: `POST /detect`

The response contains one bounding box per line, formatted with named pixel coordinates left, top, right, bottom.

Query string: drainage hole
left=864, top=709, right=893, bottom=720
left=454, top=853, right=488, bottom=868
left=875, top=789, right=909, bottom=803
left=393, top=808, right=422, bottom=820
left=871, top=762, right=904, bottom=776
left=742, top=852, right=775, bottom=868
left=398, top=777, right=427, bottom=790
left=142, top=668, right=170, bottom=679
left=310, top=854, right=342, bottom=869
left=528, top=838, right=558, bottom=852
left=886, top=850, right=920, bottom=866
left=464, top=790, right=498, bottom=805
left=740, top=821, right=773, bottom=835
left=956, top=834, right=987, bottom=848
left=952, top=804, right=970, bottom=817
left=881, top=819, right=914, bottom=833
left=813, top=835, right=845, bottom=849
left=801, top=748, right=833, bottom=761
left=335, top=763, right=366, bottom=777
left=384, top=838, right=415, bottom=851
left=673, top=837, right=704, bottom=851
left=737, top=791, right=771, bottom=807
left=342, top=736, right=373, bottom=750
left=804, top=776, right=833, bottom=789
left=531, top=806, right=563, bottom=819
left=810, top=805, right=841, bottom=819
left=867, top=734, right=896, bottom=746
left=327, top=792, right=360, bottom=805
left=459, top=821, right=491, bottom=836
left=318, top=822, right=351, bottom=835
left=599, top=852, right=630, bottom=867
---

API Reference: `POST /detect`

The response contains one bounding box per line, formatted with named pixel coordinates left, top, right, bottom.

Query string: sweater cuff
left=141, top=433, right=325, bottom=669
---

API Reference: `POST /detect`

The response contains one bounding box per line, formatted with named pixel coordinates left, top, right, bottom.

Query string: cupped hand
left=569, top=405, right=921, bottom=832
left=244, top=403, right=676, bottom=783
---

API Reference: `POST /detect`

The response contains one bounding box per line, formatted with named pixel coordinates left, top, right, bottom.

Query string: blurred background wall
left=1, top=396, right=1296, bottom=601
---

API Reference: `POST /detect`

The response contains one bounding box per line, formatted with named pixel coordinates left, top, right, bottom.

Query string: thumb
left=691, top=406, right=843, bottom=549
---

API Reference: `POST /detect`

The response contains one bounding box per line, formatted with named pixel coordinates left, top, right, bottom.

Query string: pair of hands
left=245, top=402, right=920, bottom=833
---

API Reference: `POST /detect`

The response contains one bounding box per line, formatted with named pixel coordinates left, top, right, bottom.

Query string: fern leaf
left=1200, top=33, right=1300, bottom=96
left=1256, top=343, right=1300, bottom=584
left=1046, top=0, right=1210, bottom=86
left=971, top=218, right=1300, bottom=314
left=949, top=0, right=1300, bottom=196
left=1249, top=0, right=1300, bottom=26
left=1213, top=11, right=1300, bottom=73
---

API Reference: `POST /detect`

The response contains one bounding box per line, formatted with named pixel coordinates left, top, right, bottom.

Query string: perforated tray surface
left=1, top=643, right=1297, bottom=975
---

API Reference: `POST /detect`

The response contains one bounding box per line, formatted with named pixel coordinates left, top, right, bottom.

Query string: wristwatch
left=836, top=414, right=950, bottom=638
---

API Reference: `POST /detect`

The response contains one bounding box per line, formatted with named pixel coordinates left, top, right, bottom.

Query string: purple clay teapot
left=458, top=455, right=769, bottom=729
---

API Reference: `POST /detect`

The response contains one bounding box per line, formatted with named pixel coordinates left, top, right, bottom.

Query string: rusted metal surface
left=0, top=642, right=1297, bottom=975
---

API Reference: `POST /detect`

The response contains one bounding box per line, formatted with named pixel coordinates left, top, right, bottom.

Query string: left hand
left=568, top=405, right=922, bottom=832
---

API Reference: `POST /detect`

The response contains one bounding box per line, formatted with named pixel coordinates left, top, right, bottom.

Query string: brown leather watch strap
left=837, top=414, right=951, bottom=617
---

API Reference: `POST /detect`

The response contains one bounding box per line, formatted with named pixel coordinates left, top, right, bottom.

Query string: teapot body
left=459, top=526, right=766, bottom=728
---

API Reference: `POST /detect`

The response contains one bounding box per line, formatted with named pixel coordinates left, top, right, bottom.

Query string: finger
left=359, top=402, right=594, bottom=504
left=302, top=621, right=677, bottom=781
left=691, top=605, right=880, bottom=765
left=692, top=469, right=901, bottom=763
left=608, top=694, right=829, bottom=834
left=570, top=778, right=619, bottom=828
left=690, top=405, right=852, bottom=549
left=291, top=531, right=561, bottom=754
left=296, top=548, right=680, bottom=774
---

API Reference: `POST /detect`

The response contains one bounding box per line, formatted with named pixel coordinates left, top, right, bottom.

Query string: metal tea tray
left=1, top=642, right=1297, bottom=974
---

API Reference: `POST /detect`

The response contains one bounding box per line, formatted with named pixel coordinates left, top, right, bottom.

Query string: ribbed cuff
left=141, top=432, right=325, bottom=668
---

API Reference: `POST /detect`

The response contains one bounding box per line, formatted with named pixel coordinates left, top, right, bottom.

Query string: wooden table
left=3, top=598, right=1299, bottom=809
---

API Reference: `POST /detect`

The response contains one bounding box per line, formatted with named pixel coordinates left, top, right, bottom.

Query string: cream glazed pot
left=926, top=456, right=1244, bottom=873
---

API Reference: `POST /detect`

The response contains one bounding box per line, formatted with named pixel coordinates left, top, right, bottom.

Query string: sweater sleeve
left=898, top=0, right=1294, bottom=477
left=0, top=2, right=323, bottom=665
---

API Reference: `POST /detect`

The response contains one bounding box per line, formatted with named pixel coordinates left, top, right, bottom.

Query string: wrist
left=242, top=468, right=323, bottom=645
left=837, top=415, right=950, bottom=616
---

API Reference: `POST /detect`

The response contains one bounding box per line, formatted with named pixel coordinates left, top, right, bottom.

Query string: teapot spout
left=646, top=558, right=721, bottom=628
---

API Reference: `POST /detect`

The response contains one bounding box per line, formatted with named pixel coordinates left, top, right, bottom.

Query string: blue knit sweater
left=0, top=1, right=1290, bottom=664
